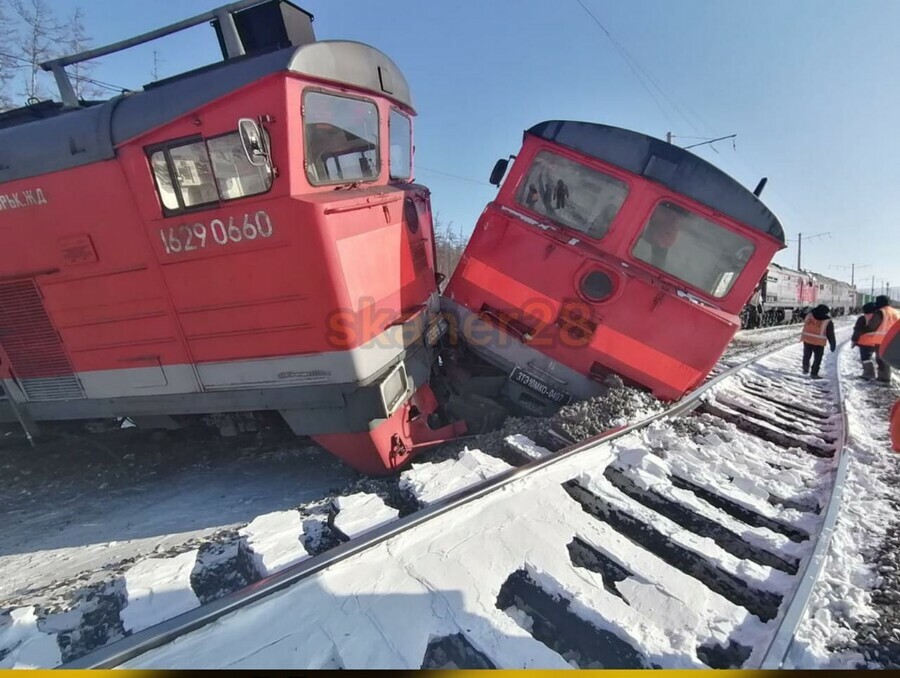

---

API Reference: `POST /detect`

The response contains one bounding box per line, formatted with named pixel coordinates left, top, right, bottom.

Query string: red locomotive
left=0, top=0, right=460, bottom=474
left=442, top=121, right=786, bottom=415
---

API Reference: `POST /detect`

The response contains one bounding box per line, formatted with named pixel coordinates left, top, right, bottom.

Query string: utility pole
left=795, top=232, right=830, bottom=271
left=666, top=132, right=673, bottom=144
left=829, top=263, right=870, bottom=288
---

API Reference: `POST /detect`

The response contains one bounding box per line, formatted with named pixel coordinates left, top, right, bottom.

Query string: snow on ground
left=121, top=550, right=201, bottom=634
left=0, top=432, right=353, bottom=604
left=332, top=493, right=399, bottom=539
left=0, top=322, right=853, bottom=668
left=239, top=510, right=309, bottom=577
left=118, top=339, right=839, bottom=670
left=122, top=438, right=718, bottom=670
left=720, top=318, right=855, bottom=368
left=0, top=606, right=61, bottom=669
left=399, top=448, right=512, bottom=506
left=504, top=434, right=552, bottom=461
left=790, top=341, right=900, bottom=668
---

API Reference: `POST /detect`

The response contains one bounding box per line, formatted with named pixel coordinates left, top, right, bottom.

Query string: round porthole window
left=580, top=270, right=614, bottom=302
left=404, top=198, right=420, bottom=234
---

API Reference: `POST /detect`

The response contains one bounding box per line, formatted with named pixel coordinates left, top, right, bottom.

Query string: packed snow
left=504, top=434, right=552, bottom=461
left=121, top=550, right=201, bottom=634
left=332, top=493, right=399, bottom=539
left=399, top=448, right=512, bottom=506
left=0, top=606, right=61, bottom=669
left=239, top=510, right=309, bottom=577
left=790, top=341, right=900, bottom=668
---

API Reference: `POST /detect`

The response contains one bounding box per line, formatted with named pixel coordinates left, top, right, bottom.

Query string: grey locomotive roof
left=0, top=40, right=411, bottom=185
left=526, top=120, right=786, bottom=244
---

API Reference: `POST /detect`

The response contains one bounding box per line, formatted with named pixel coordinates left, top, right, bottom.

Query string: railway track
left=61, top=338, right=849, bottom=670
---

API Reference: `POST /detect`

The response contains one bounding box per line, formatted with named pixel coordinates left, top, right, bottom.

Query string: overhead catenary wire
left=573, top=0, right=706, bottom=135
left=572, top=0, right=676, bottom=130
left=416, top=165, right=492, bottom=186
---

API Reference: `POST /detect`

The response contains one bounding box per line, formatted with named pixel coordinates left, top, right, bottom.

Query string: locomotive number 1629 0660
left=159, top=210, right=274, bottom=255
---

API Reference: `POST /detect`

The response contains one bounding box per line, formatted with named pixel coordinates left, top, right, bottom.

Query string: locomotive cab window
left=632, top=201, right=755, bottom=298
left=303, top=90, right=379, bottom=185
left=389, top=109, right=412, bottom=180
left=208, top=133, right=272, bottom=200
left=515, top=150, right=628, bottom=239
left=148, top=133, right=272, bottom=214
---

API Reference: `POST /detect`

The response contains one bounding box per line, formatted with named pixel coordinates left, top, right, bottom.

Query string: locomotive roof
left=768, top=262, right=855, bottom=289
left=526, top=120, right=786, bottom=245
left=0, top=41, right=412, bottom=185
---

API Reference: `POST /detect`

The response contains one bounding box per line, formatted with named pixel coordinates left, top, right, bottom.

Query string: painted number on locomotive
left=159, top=211, right=273, bottom=254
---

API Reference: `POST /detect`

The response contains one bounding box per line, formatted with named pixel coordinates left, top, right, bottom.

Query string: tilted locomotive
left=442, top=121, right=786, bottom=414
left=0, top=2, right=791, bottom=473
left=0, top=0, right=461, bottom=474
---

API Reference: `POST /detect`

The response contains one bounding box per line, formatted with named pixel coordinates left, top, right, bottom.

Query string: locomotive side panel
left=0, top=158, right=199, bottom=399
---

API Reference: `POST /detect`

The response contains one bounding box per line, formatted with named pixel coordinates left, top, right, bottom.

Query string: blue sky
left=9, top=0, right=900, bottom=295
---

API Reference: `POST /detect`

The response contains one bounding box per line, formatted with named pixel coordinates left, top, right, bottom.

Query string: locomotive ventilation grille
left=0, top=280, right=85, bottom=401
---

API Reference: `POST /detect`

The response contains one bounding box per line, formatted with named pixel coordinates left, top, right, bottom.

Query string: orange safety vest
left=800, top=314, right=829, bottom=346
left=870, top=306, right=900, bottom=347
left=858, top=313, right=878, bottom=347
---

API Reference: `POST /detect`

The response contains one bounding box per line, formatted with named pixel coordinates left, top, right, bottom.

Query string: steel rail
left=756, top=339, right=851, bottom=669
left=60, top=341, right=800, bottom=669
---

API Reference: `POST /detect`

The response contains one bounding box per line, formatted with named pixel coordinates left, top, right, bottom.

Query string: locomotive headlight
left=380, top=362, right=411, bottom=416
left=580, top=270, right=614, bottom=302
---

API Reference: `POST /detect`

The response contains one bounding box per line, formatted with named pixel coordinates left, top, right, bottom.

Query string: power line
left=574, top=0, right=705, bottom=135
left=0, top=49, right=128, bottom=94
left=572, top=0, right=675, bottom=128
left=416, top=165, right=491, bottom=186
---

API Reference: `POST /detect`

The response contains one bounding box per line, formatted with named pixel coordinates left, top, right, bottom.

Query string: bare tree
left=65, top=7, right=103, bottom=100
left=433, top=213, right=468, bottom=287
left=0, top=0, right=17, bottom=110
left=12, top=0, right=62, bottom=101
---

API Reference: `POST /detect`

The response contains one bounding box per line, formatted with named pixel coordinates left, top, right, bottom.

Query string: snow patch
left=0, top=607, right=60, bottom=669
left=332, top=493, right=399, bottom=539
left=121, top=550, right=201, bottom=634
left=399, top=448, right=512, bottom=506
left=504, top=434, right=551, bottom=461
left=239, top=510, right=309, bottom=577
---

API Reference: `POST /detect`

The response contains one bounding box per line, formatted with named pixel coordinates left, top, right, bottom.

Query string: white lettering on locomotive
left=0, top=188, right=48, bottom=211
left=159, top=210, right=274, bottom=255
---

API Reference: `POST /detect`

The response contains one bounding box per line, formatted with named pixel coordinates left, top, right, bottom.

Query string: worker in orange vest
left=858, top=295, right=900, bottom=383
left=853, top=302, right=878, bottom=379
left=800, top=304, right=836, bottom=379
left=879, top=321, right=900, bottom=451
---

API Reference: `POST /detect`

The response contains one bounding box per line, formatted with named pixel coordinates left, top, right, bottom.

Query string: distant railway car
left=0, top=0, right=460, bottom=474
left=814, top=273, right=853, bottom=317
left=442, top=120, right=786, bottom=414
left=742, top=263, right=856, bottom=328
left=758, top=263, right=817, bottom=325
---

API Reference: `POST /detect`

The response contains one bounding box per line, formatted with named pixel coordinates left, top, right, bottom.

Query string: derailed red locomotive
left=0, top=0, right=460, bottom=474
left=441, top=121, right=786, bottom=415
left=0, top=2, right=787, bottom=474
